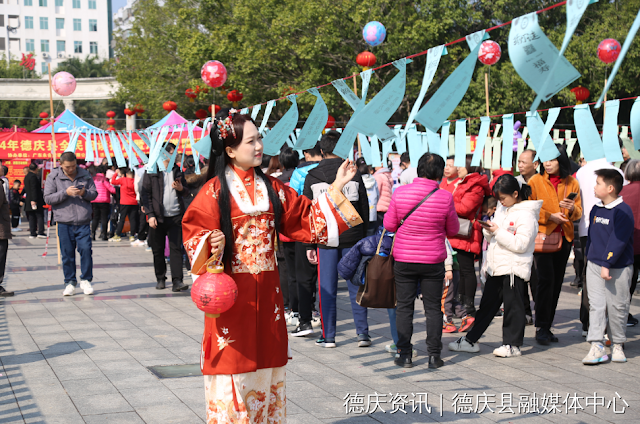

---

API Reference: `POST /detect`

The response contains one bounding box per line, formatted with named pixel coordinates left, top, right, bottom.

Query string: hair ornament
left=216, top=109, right=238, bottom=140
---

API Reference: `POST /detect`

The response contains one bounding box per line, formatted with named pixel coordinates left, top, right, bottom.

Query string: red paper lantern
left=191, top=264, right=238, bottom=317
left=478, top=40, right=501, bottom=66
left=201, top=60, right=228, bottom=88
left=124, top=108, right=136, bottom=116
left=208, top=104, right=221, bottom=115
left=163, top=101, right=177, bottom=112
left=227, top=90, right=243, bottom=107
left=570, top=86, right=590, bottom=104
left=39, top=119, right=48, bottom=126
left=598, top=38, right=621, bottom=64
left=134, top=104, right=145, bottom=116
left=185, top=88, right=197, bottom=102
left=39, top=112, right=49, bottom=119
left=325, top=115, right=336, bottom=129
left=106, top=118, right=116, bottom=126
left=106, top=111, right=116, bottom=118
left=195, top=109, right=208, bottom=120
left=356, top=52, right=376, bottom=69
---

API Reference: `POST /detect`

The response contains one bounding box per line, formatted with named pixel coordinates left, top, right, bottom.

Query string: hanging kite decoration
left=201, top=60, right=228, bottom=88
left=52, top=71, right=76, bottom=96
left=478, top=40, right=501, bottom=66
left=363, top=21, right=386, bottom=47
left=597, top=38, right=622, bottom=64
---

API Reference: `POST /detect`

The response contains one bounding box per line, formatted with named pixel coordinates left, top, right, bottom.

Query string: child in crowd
left=9, top=180, right=22, bottom=230
left=583, top=169, right=635, bottom=365
left=110, top=168, right=139, bottom=242
left=442, top=239, right=475, bottom=333
left=449, top=174, right=541, bottom=357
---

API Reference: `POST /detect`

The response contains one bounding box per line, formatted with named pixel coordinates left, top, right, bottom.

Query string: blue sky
left=112, top=0, right=128, bottom=15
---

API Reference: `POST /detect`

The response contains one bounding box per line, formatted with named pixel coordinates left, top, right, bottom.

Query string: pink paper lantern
left=597, top=38, right=621, bottom=64
left=52, top=71, right=77, bottom=96
left=201, top=60, right=228, bottom=89
left=191, top=264, right=238, bottom=317
left=478, top=40, right=501, bottom=66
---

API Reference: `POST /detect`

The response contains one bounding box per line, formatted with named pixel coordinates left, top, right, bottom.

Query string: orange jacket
left=528, top=173, right=582, bottom=242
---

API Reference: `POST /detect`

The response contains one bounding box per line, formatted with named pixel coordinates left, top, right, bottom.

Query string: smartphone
left=567, top=192, right=578, bottom=200
left=75, top=181, right=86, bottom=190
left=478, top=220, right=492, bottom=228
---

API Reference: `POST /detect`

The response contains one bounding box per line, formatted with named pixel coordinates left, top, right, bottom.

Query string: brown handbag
left=534, top=185, right=566, bottom=253
left=357, top=188, right=439, bottom=309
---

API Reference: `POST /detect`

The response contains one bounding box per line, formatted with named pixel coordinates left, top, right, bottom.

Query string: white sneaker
left=493, top=345, right=521, bottom=358
left=287, top=312, right=299, bottom=326
left=62, top=284, right=75, bottom=296
left=448, top=337, right=480, bottom=353
left=79, top=280, right=94, bottom=295
left=11, top=228, right=22, bottom=232
left=612, top=344, right=627, bottom=363
left=130, top=240, right=145, bottom=247
left=582, top=342, right=609, bottom=365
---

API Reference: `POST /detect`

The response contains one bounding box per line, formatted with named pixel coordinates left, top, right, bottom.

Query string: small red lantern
left=134, top=104, right=145, bottom=116
left=208, top=104, right=221, bottom=115
left=106, top=111, right=116, bottom=118
left=570, top=86, right=590, bottom=104
left=163, top=101, right=177, bottom=112
left=195, top=109, right=208, bottom=120
left=124, top=108, right=135, bottom=116
left=478, top=40, right=501, bottom=66
left=325, top=115, right=336, bottom=129
left=39, top=119, right=49, bottom=126
left=186, top=88, right=197, bottom=102
left=191, top=263, right=238, bottom=317
left=356, top=52, right=376, bottom=70
left=106, top=118, right=116, bottom=126
left=598, top=38, right=621, bottom=64
left=227, top=90, right=243, bottom=107
left=39, top=112, right=49, bottom=119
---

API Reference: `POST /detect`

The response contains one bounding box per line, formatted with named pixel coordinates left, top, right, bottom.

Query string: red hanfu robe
left=183, top=165, right=362, bottom=376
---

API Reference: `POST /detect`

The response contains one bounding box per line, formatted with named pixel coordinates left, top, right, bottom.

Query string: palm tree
left=56, top=56, right=114, bottom=78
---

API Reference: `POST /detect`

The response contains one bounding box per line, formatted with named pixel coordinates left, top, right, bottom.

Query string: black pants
left=455, top=249, right=477, bottom=299
left=295, top=242, right=317, bottom=323
left=277, top=248, right=289, bottom=307
left=10, top=207, right=20, bottom=228
left=26, top=209, right=45, bottom=236
left=579, top=236, right=590, bottom=330
left=148, top=215, right=183, bottom=283
left=0, top=239, right=7, bottom=285
left=533, top=237, right=572, bottom=330
left=91, top=203, right=110, bottom=240
left=395, top=261, right=445, bottom=356
left=116, top=204, right=139, bottom=237
left=138, top=208, right=149, bottom=242
left=281, top=242, right=298, bottom=311
left=467, top=275, right=527, bottom=346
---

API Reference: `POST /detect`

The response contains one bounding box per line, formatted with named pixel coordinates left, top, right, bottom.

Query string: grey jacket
left=44, top=167, right=98, bottom=225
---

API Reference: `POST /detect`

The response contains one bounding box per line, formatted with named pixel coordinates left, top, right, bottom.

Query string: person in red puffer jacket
left=449, top=155, right=491, bottom=317
left=111, top=168, right=139, bottom=242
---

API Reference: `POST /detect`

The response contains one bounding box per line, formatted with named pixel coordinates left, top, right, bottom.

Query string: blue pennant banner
left=84, top=130, right=94, bottom=162
left=258, top=100, right=276, bottom=135
left=331, top=78, right=361, bottom=110
left=262, top=95, right=299, bottom=156
left=333, top=70, right=373, bottom=159
left=251, top=104, right=262, bottom=121
left=426, top=129, right=440, bottom=155
left=295, top=88, right=328, bottom=150
left=573, top=104, right=606, bottom=161
left=369, top=135, right=382, bottom=167
left=439, top=121, right=451, bottom=159
left=110, top=132, right=127, bottom=168
left=98, top=132, right=112, bottom=166
left=528, top=109, right=560, bottom=163
left=603, top=100, right=623, bottom=162
left=471, top=116, right=491, bottom=167
left=631, top=98, right=640, bottom=150
left=240, top=108, right=249, bottom=115
left=454, top=119, right=467, bottom=167
left=406, top=126, right=422, bottom=165
left=65, top=129, right=81, bottom=153
left=359, top=134, right=372, bottom=165
left=502, top=114, right=514, bottom=170
left=414, top=30, right=486, bottom=133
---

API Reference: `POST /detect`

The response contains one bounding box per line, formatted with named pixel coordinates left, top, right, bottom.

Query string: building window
left=88, top=0, right=96, bottom=9
left=56, top=18, right=64, bottom=30
left=89, top=41, right=97, bottom=54
left=25, top=0, right=33, bottom=6
left=25, top=16, right=34, bottom=29
left=73, top=19, right=81, bottom=31
left=72, top=0, right=80, bottom=8
left=41, top=39, right=49, bottom=52
left=55, top=0, right=63, bottom=6
left=26, top=39, right=35, bottom=51
left=0, top=38, right=5, bottom=51
left=0, top=16, right=3, bottom=27
left=42, top=62, right=48, bottom=74
left=40, top=17, right=48, bottom=30
left=39, top=0, right=47, bottom=6
left=57, top=40, right=65, bottom=52
left=74, top=41, right=82, bottom=53
left=89, top=19, right=97, bottom=32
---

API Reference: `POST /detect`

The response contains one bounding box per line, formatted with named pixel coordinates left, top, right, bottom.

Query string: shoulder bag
left=534, top=184, right=566, bottom=253
left=357, top=187, right=439, bottom=308
left=457, top=207, right=480, bottom=239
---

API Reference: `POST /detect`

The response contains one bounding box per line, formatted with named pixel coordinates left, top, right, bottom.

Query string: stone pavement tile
left=105, top=371, right=161, bottom=389
left=295, top=394, right=353, bottom=419
left=321, top=416, right=386, bottom=423
left=17, top=390, right=79, bottom=418
left=0, top=353, right=45, bottom=366
left=24, top=324, right=67, bottom=335
left=135, top=403, right=204, bottom=424
left=51, top=364, right=106, bottom=382
left=119, top=386, right=181, bottom=408
left=83, top=348, right=133, bottom=362
left=287, top=413, right=325, bottom=424
left=61, top=376, right=120, bottom=397
left=161, top=376, right=202, bottom=391
left=170, top=387, right=205, bottom=416
left=83, top=412, right=146, bottom=424
left=71, top=393, right=134, bottom=415
left=286, top=380, right=332, bottom=401
left=0, top=402, right=27, bottom=423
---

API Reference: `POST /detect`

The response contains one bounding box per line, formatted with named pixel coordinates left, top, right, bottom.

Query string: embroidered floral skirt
left=204, top=367, right=286, bottom=424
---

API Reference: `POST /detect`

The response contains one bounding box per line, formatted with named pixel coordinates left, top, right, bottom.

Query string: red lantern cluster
left=570, top=86, right=590, bottom=104
left=227, top=90, right=243, bottom=107
left=106, top=111, right=116, bottom=131
left=356, top=52, right=376, bottom=69
left=195, top=109, right=208, bottom=120
left=325, top=115, right=336, bottom=129
left=191, top=265, right=238, bottom=317
left=185, top=88, right=197, bottom=102
left=134, top=104, right=145, bottom=116
left=106, top=119, right=116, bottom=126
left=163, top=101, right=178, bottom=112
left=208, top=104, right=221, bottom=115
left=106, top=111, right=116, bottom=118
left=478, top=40, right=501, bottom=66
left=124, top=108, right=136, bottom=116
left=39, top=112, right=49, bottom=119
left=597, top=38, right=621, bottom=64
left=39, top=119, right=48, bottom=126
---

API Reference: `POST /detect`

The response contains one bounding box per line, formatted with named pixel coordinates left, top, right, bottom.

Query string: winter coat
left=303, top=157, right=368, bottom=249
left=111, top=174, right=138, bottom=205
left=384, top=178, right=459, bottom=264
left=620, top=181, right=640, bottom=254
left=10, top=188, right=22, bottom=211
left=337, top=228, right=394, bottom=284
left=43, top=167, right=98, bottom=226
left=289, top=161, right=319, bottom=195
left=362, top=174, right=379, bottom=222
left=483, top=200, right=542, bottom=284
left=92, top=173, right=115, bottom=204
left=528, top=173, right=582, bottom=242
left=373, top=168, right=393, bottom=213
left=140, top=166, right=189, bottom=223
left=449, top=172, right=492, bottom=255
left=0, top=187, right=12, bottom=240
left=24, top=172, right=44, bottom=211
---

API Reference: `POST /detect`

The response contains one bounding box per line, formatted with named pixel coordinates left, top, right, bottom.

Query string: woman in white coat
left=449, top=174, right=542, bottom=357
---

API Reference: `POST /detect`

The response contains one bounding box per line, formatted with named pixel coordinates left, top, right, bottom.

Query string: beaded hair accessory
left=216, top=109, right=238, bottom=140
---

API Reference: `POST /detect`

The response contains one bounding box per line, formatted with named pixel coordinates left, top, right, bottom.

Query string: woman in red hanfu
left=182, top=109, right=362, bottom=424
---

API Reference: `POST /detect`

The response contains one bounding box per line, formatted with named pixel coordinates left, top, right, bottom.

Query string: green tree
left=0, top=56, right=49, bottom=131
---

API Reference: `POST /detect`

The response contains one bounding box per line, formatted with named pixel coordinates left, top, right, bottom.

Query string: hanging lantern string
left=246, top=1, right=568, bottom=107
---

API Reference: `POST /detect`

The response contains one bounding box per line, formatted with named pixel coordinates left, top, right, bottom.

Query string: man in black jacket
left=24, top=163, right=46, bottom=238
left=303, top=131, right=370, bottom=348
left=141, top=143, right=190, bottom=292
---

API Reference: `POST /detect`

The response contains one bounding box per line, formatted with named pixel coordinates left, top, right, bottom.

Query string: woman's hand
left=559, top=197, right=575, bottom=214
left=485, top=221, right=499, bottom=234
left=209, top=230, right=225, bottom=253
left=549, top=212, right=569, bottom=225
left=444, top=271, right=453, bottom=282
left=332, top=160, right=357, bottom=192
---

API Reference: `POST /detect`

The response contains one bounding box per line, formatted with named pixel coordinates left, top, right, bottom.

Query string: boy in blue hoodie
left=583, top=169, right=634, bottom=365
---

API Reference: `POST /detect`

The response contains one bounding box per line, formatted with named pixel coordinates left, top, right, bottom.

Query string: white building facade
left=1, top=0, right=112, bottom=76
left=112, top=0, right=136, bottom=40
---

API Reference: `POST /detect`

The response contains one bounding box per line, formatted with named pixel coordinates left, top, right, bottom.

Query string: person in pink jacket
left=374, top=166, right=393, bottom=228
left=384, top=153, right=459, bottom=369
left=91, top=165, right=115, bottom=241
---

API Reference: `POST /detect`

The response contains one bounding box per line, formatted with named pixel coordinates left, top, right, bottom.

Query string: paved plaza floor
left=1, top=226, right=640, bottom=423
